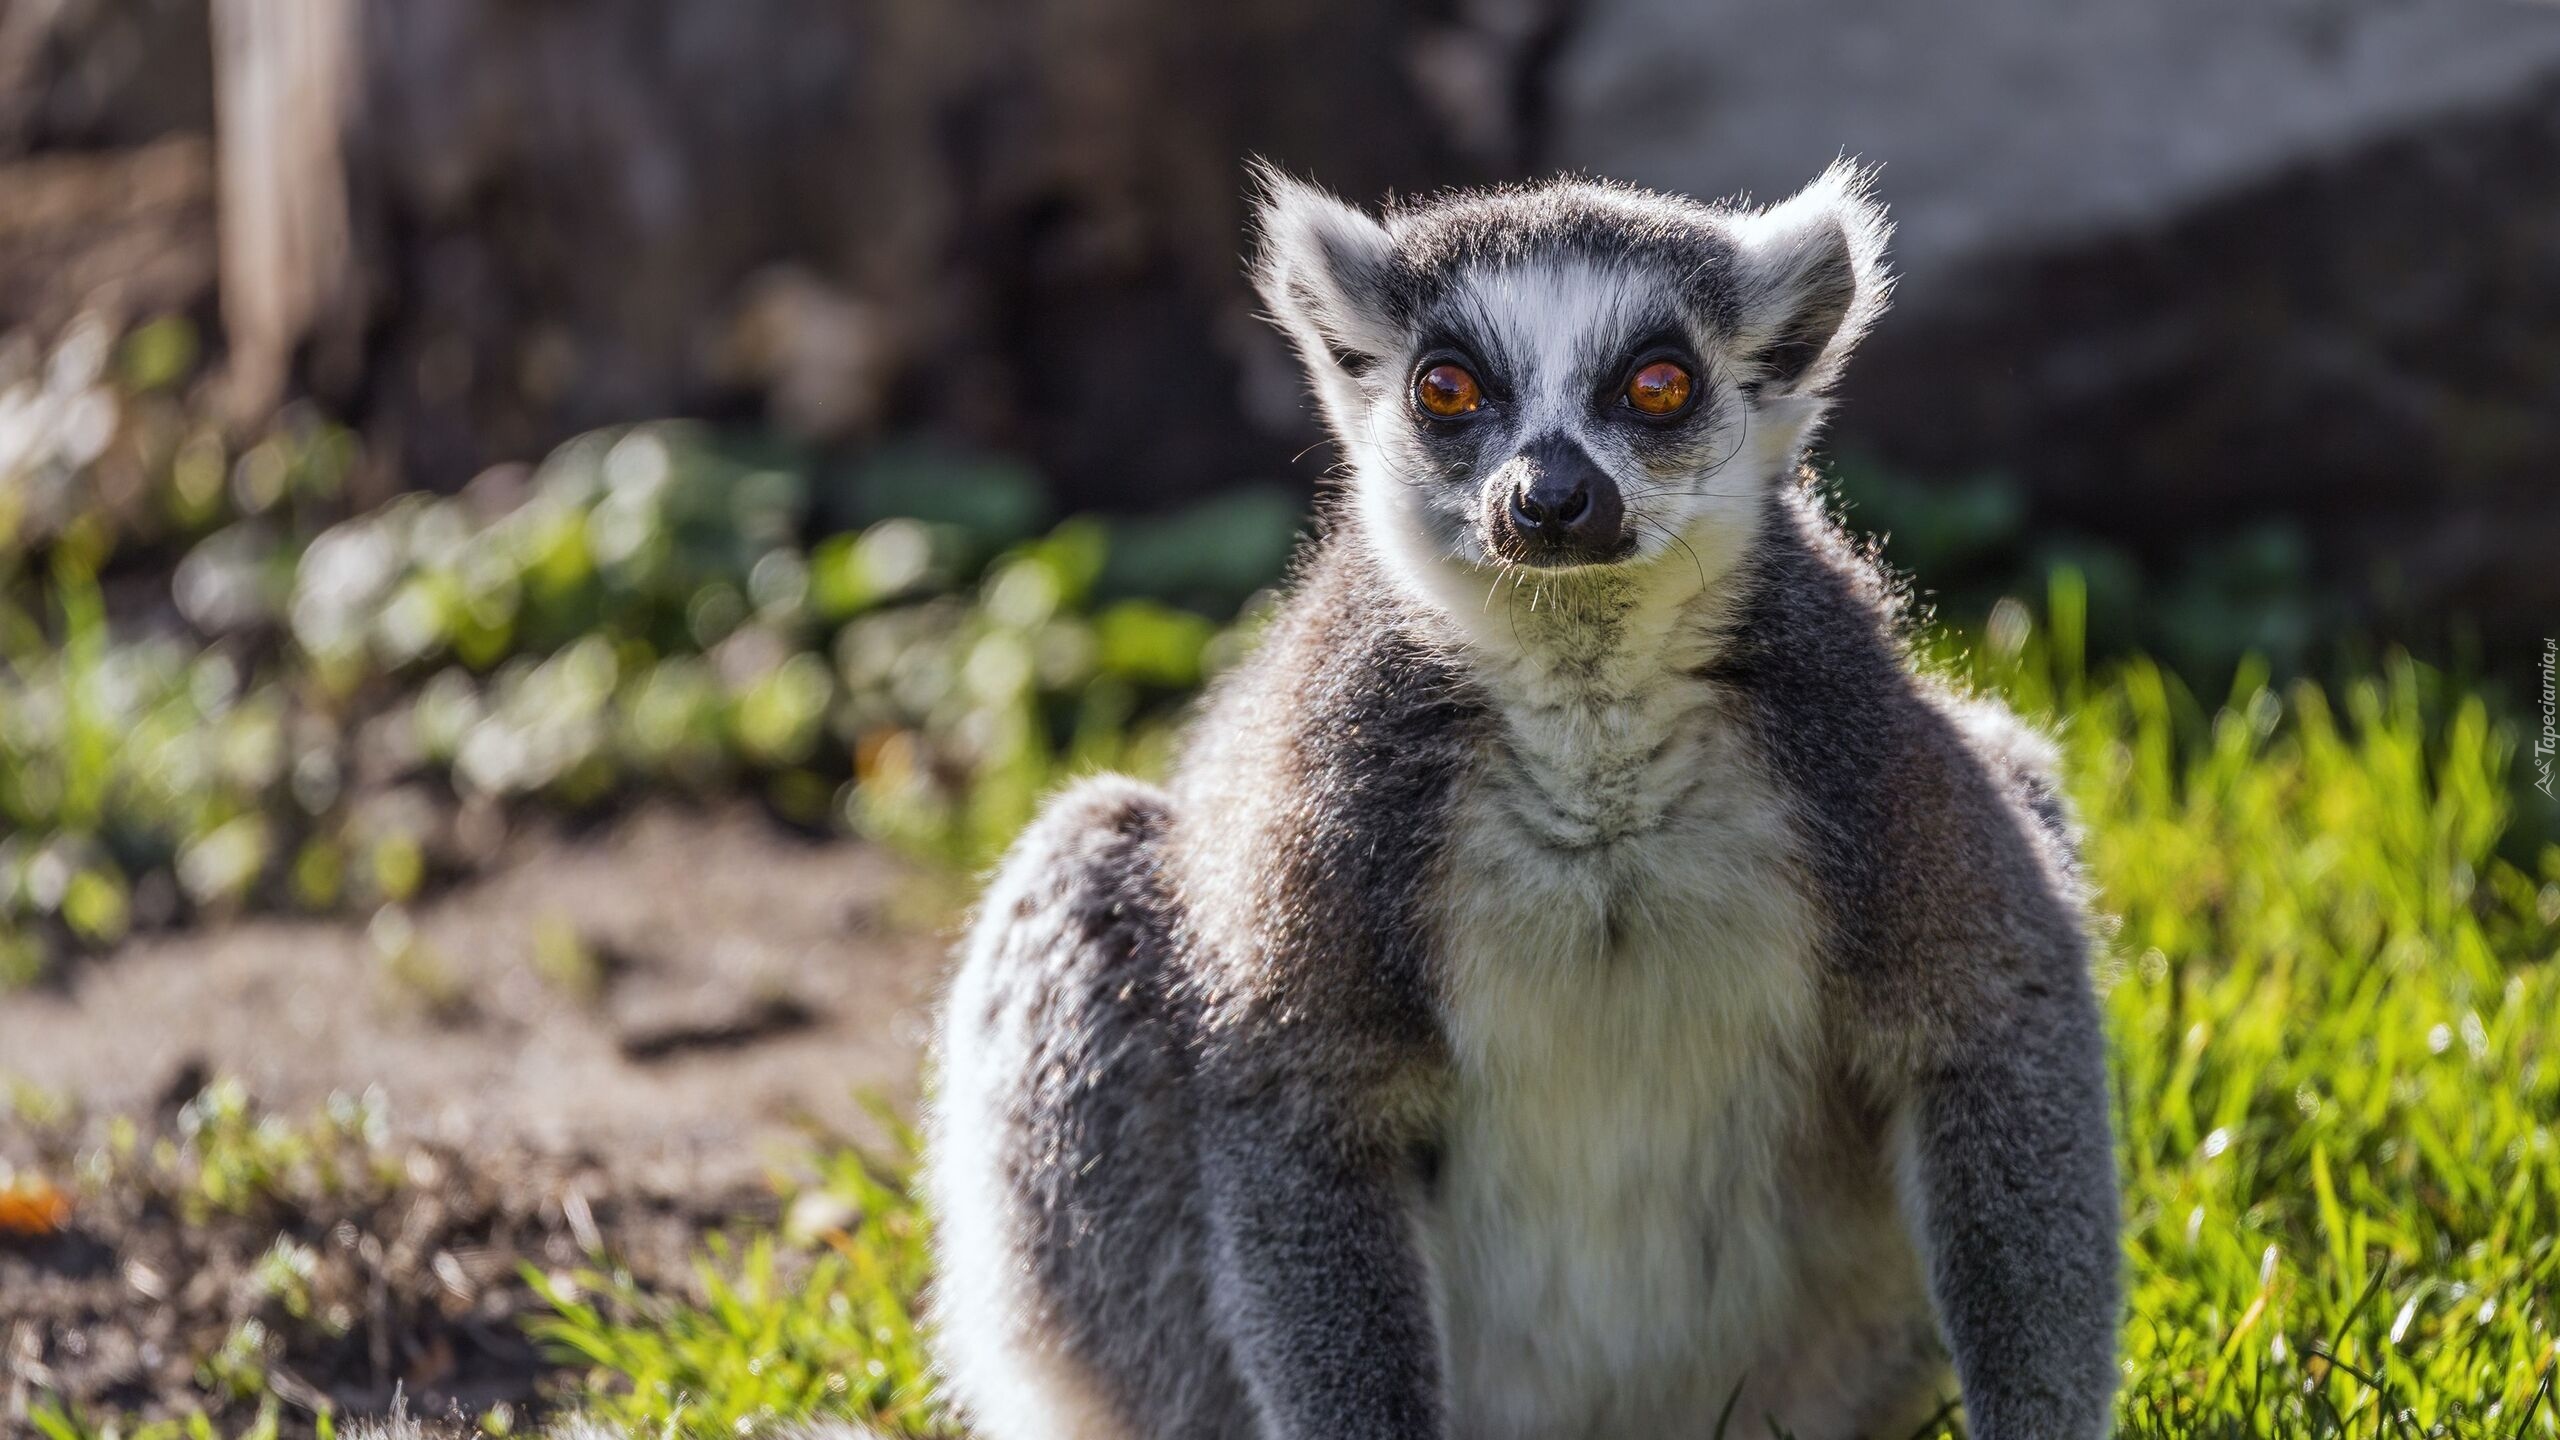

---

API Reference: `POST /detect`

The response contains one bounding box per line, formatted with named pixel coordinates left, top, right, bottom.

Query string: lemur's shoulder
left=1164, top=528, right=1486, bottom=1097
left=1737, top=477, right=2077, bottom=849
left=1172, top=521, right=1486, bottom=872
left=1712, top=479, right=2093, bottom=1065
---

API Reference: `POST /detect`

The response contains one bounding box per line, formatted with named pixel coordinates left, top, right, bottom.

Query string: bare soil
left=1, top=804, right=956, bottom=1183
left=2, top=1130, right=731, bottom=1431
left=0, top=804, right=961, bottom=1432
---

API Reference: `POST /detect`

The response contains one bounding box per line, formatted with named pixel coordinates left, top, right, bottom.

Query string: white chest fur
left=1417, top=624, right=1943, bottom=1440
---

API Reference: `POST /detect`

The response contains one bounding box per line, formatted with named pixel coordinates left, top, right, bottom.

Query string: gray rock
left=1552, top=0, right=2560, bottom=653
left=1552, top=0, right=2560, bottom=290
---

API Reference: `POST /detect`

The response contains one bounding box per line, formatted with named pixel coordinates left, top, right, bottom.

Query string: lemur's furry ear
left=1248, top=162, right=1402, bottom=384
left=1726, top=161, right=1894, bottom=397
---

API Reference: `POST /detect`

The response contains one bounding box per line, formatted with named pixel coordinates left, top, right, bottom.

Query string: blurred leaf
left=1097, top=485, right=1303, bottom=609
left=1094, top=600, right=1214, bottom=689
left=118, top=315, right=200, bottom=394
left=841, top=443, right=1047, bottom=551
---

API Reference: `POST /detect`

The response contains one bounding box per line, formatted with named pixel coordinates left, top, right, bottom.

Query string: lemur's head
left=1252, top=163, right=1889, bottom=603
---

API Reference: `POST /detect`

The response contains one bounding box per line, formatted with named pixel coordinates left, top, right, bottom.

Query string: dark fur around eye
left=1616, top=386, right=1738, bottom=478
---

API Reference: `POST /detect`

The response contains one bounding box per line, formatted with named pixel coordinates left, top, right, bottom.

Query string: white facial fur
left=1251, top=162, right=1892, bottom=650
left=1347, top=253, right=1807, bottom=646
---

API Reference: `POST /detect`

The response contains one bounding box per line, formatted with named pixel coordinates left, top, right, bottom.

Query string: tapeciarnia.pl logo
left=2536, top=637, right=2556, bottom=800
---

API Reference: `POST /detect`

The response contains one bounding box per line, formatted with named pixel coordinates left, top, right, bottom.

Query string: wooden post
left=210, top=0, right=356, bottom=419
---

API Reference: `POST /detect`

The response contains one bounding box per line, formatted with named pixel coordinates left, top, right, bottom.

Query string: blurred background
left=10, top=0, right=2559, bottom=667
left=3, top=2, right=2558, bottom=1436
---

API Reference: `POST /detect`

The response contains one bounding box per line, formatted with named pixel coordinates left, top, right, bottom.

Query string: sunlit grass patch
left=7, top=1084, right=412, bottom=1440
left=526, top=1148, right=950, bottom=1438
left=1952, top=580, right=2560, bottom=1438
left=25, top=1398, right=323, bottom=1440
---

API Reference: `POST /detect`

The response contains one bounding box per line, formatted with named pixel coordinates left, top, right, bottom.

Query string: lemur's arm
left=1200, top=1095, right=1443, bottom=1440
left=1898, top=965, right=2121, bottom=1439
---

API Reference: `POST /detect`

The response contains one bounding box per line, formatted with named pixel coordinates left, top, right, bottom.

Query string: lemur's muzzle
left=1491, top=433, right=1626, bottom=565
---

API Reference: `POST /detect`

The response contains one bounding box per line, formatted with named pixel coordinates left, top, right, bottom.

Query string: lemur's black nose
left=1507, top=434, right=1623, bottom=556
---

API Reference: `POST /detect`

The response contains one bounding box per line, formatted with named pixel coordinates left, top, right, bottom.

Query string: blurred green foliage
left=1830, top=455, right=2329, bottom=686
left=0, top=316, right=1299, bottom=981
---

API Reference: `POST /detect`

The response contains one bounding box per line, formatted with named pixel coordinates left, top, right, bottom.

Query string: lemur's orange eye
left=1414, top=363, right=1484, bottom=418
left=1625, top=360, right=1694, bottom=416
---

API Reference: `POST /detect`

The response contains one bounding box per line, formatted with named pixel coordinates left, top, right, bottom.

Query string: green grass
left=524, top=1156, right=947, bottom=1438
left=25, top=1403, right=323, bottom=1440
left=13, top=1082, right=405, bottom=1440
left=1957, top=583, right=2560, bottom=1438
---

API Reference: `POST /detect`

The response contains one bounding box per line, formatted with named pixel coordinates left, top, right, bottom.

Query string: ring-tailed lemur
left=927, top=162, right=2120, bottom=1440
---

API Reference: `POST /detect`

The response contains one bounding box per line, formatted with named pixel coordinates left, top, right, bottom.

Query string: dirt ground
left=0, top=804, right=963, bottom=1431
left=0, top=804, right=958, bottom=1185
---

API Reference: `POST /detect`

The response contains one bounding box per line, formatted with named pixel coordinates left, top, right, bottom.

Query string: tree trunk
left=195, top=0, right=1497, bottom=507
left=210, top=0, right=357, bottom=420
